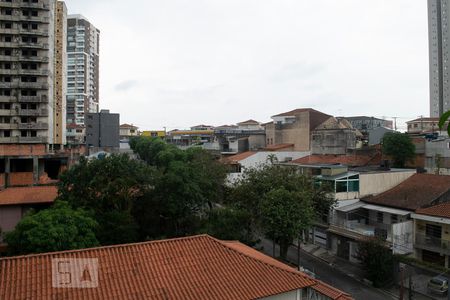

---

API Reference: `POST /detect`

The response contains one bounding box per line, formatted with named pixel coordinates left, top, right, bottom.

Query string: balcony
left=0, top=136, right=47, bottom=143
left=0, top=1, right=49, bottom=9
left=0, top=109, right=11, bottom=116
left=19, top=15, right=49, bottom=23
left=18, top=29, right=49, bottom=36
left=0, top=96, right=14, bottom=102
left=18, top=95, right=48, bottom=103
left=17, top=108, right=48, bottom=116
left=18, top=82, right=48, bottom=89
left=18, top=69, right=49, bottom=76
left=415, top=234, right=450, bottom=255
left=18, top=122, right=48, bottom=130
left=329, top=219, right=392, bottom=242
left=19, top=42, right=49, bottom=49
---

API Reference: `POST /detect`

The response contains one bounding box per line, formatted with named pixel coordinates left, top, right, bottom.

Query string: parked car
left=428, top=275, right=449, bottom=296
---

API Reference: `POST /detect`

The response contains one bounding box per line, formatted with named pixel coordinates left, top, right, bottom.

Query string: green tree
left=202, top=207, right=254, bottom=244
left=5, top=201, right=98, bottom=255
left=382, top=132, right=416, bottom=168
left=58, top=154, right=155, bottom=245
left=130, top=136, right=227, bottom=237
left=227, top=165, right=335, bottom=253
left=357, top=238, right=395, bottom=287
left=439, top=110, right=450, bottom=136
left=261, top=188, right=314, bottom=259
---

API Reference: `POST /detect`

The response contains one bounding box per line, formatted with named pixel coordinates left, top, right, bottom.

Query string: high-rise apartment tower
left=428, top=0, right=450, bottom=117
left=0, top=0, right=66, bottom=148
left=66, top=14, right=99, bottom=144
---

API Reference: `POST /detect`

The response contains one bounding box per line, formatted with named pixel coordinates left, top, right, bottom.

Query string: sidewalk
left=298, top=242, right=435, bottom=300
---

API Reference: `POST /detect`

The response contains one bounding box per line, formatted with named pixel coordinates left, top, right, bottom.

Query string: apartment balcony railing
left=18, top=122, right=48, bottom=130
left=18, top=42, right=49, bottom=49
left=0, top=81, right=48, bottom=89
left=0, top=96, right=14, bottom=102
left=18, top=95, right=48, bottom=103
left=415, top=234, right=450, bottom=255
left=19, top=15, right=49, bottom=23
left=0, top=1, right=49, bottom=9
left=17, top=108, right=48, bottom=116
left=18, top=69, right=49, bottom=76
left=328, top=219, right=392, bottom=241
left=18, top=82, right=48, bottom=89
left=0, top=136, right=47, bottom=143
left=18, top=29, right=49, bottom=36
left=0, top=109, right=11, bottom=116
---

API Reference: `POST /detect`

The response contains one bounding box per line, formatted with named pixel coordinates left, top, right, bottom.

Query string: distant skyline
left=64, top=0, right=429, bottom=131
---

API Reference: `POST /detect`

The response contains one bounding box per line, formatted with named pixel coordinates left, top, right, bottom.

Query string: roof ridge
left=0, top=234, right=211, bottom=261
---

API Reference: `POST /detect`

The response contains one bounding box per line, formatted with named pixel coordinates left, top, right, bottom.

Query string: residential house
left=166, top=126, right=215, bottom=149
left=265, top=108, right=332, bottom=151
left=214, top=120, right=266, bottom=153
left=329, top=174, right=450, bottom=262
left=141, top=130, right=166, bottom=138
left=0, top=234, right=353, bottom=300
left=412, top=202, right=450, bottom=268
left=311, top=117, right=362, bottom=155
left=406, top=117, right=444, bottom=134
left=223, top=150, right=310, bottom=184
left=119, top=123, right=139, bottom=140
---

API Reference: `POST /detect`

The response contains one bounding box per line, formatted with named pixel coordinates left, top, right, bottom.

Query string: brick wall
left=9, top=172, right=34, bottom=186
left=0, top=144, right=46, bottom=156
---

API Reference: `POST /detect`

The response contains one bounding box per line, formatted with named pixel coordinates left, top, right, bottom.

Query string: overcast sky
left=64, top=0, right=428, bottom=131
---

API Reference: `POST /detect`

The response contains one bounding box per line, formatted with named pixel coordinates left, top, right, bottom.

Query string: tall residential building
left=66, top=14, right=99, bottom=144
left=428, top=0, right=450, bottom=117
left=0, top=0, right=66, bottom=148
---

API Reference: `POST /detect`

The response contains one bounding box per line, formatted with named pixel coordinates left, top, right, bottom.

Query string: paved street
left=258, top=239, right=397, bottom=300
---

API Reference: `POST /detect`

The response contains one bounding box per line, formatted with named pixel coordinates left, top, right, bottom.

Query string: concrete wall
left=359, top=170, right=416, bottom=197
left=266, top=111, right=312, bottom=151
left=86, top=111, right=120, bottom=148
left=0, top=206, right=22, bottom=239
left=311, top=129, right=357, bottom=155
left=248, top=134, right=266, bottom=150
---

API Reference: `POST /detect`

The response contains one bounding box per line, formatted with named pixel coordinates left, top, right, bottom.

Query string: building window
left=391, top=214, right=398, bottom=224
left=377, top=212, right=383, bottom=223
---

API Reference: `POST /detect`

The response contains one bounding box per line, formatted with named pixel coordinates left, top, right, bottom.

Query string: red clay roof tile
left=292, top=153, right=381, bottom=167
left=415, top=202, right=450, bottom=218
left=0, top=185, right=57, bottom=206
left=0, top=235, right=352, bottom=300
left=362, top=174, right=450, bottom=210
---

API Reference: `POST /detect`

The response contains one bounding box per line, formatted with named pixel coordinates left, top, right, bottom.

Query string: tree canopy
left=382, top=132, right=416, bottom=168
left=5, top=201, right=99, bottom=255
left=58, top=154, right=155, bottom=245
left=226, top=165, right=335, bottom=259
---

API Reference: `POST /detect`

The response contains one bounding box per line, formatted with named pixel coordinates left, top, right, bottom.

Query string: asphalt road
left=258, top=239, right=397, bottom=300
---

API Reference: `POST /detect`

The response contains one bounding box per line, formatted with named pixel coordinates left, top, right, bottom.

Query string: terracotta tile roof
left=0, top=185, right=57, bottom=206
left=221, top=241, right=353, bottom=300
left=222, top=151, right=256, bottom=163
left=406, top=117, right=440, bottom=123
left=265, top=143, right=295, bottom=151
left=362, top=174, right=450, bottom=210
left=119, top=123, right=138, bottom=129
left=415, top=202, right=450, bottom=219
left=237, top=119, right=260, bottom=125
left=292, top=153, right=381, bottom=167
left=0, top=235, right=352, bottom=300
left=272, top=108, right=329, bottom=117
